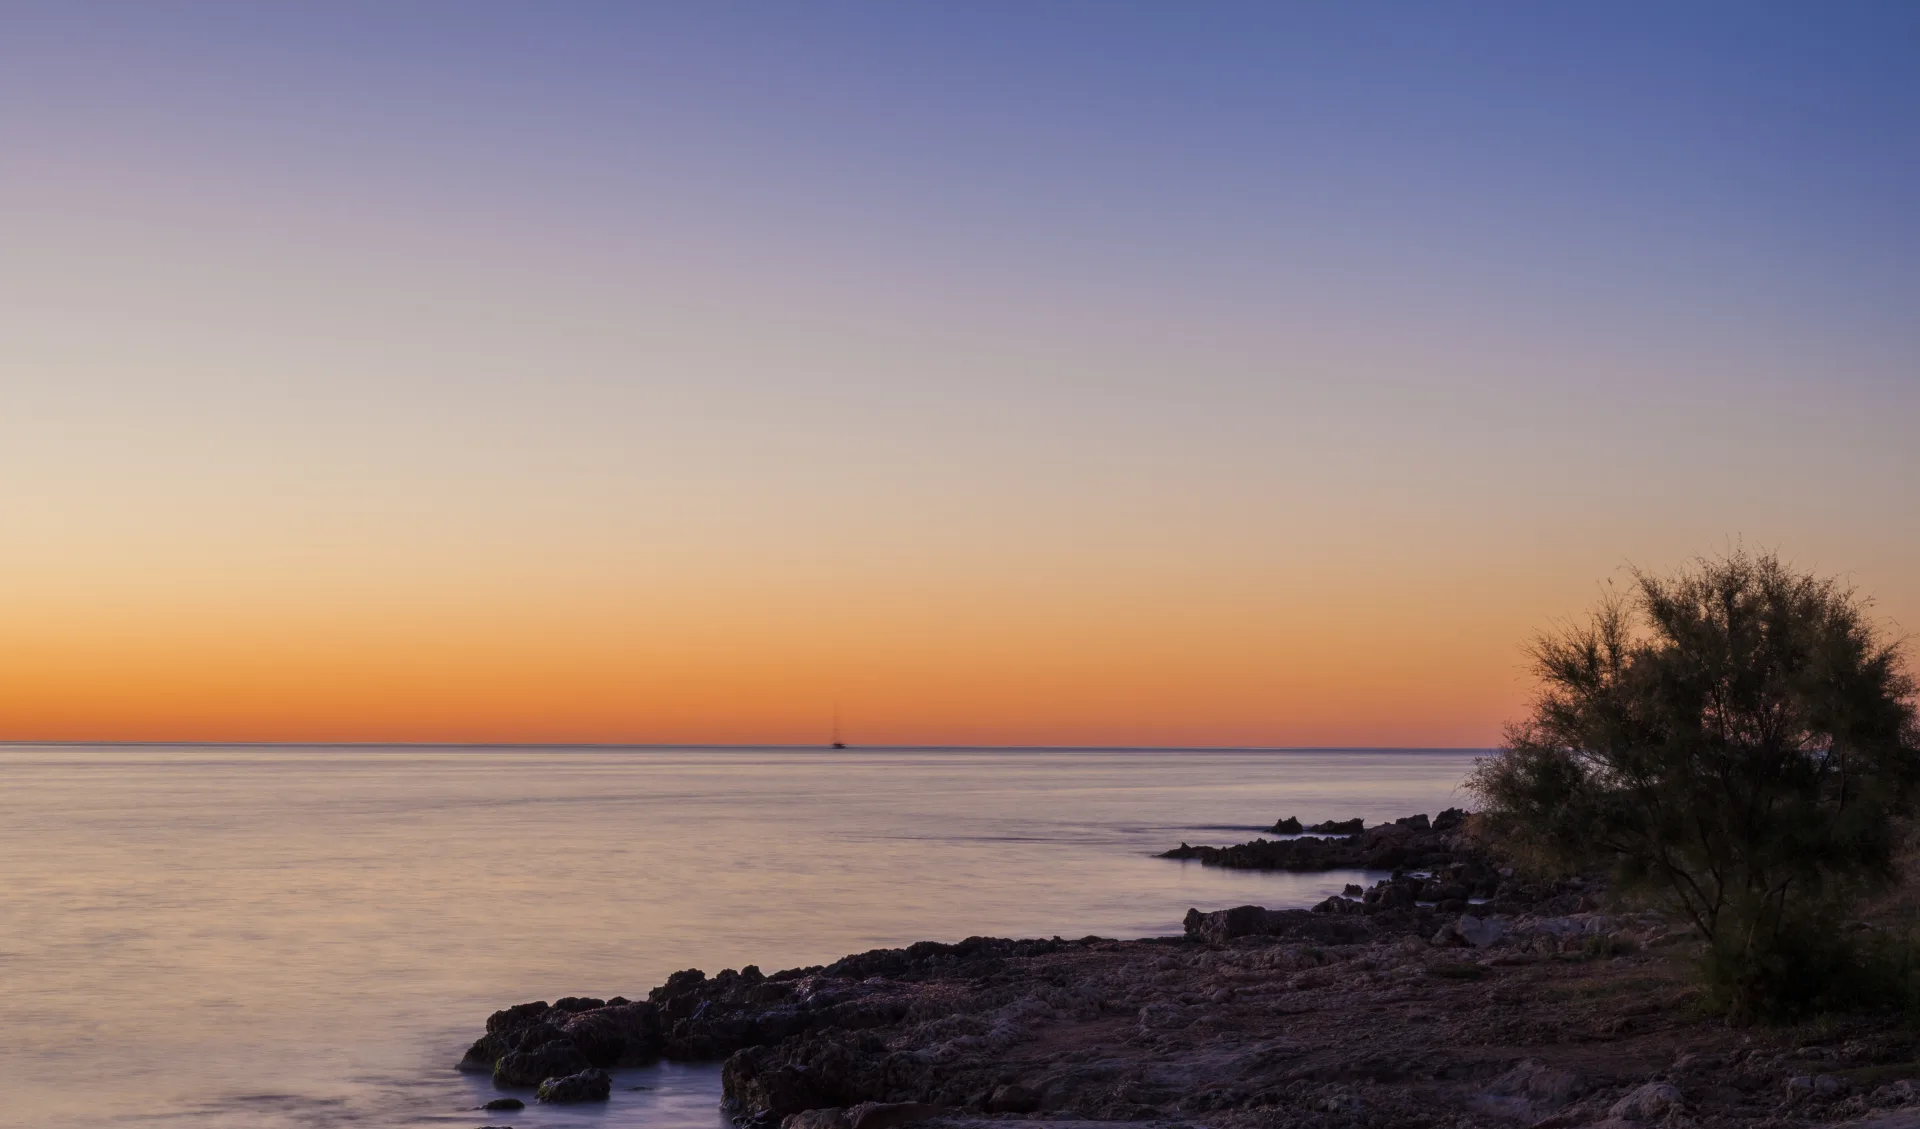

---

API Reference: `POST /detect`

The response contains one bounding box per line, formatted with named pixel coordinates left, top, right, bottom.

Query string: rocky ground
left=457, top=814, right=1920, bottom=1129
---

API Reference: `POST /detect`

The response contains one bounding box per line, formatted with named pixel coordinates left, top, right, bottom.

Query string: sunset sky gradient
left=3, top=3, right=1916, bottom=745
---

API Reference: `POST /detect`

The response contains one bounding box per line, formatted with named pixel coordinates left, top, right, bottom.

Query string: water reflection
left=0, top=745, right=1479, bottom=1127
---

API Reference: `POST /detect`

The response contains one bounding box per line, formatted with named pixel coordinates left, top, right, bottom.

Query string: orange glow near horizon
left=5, top=470, right=1916, bottom=746
left=1, top=542, right=1552, bottom=746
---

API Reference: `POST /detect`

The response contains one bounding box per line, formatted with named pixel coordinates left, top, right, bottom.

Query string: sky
left=1, top=3, right=1916, bottom=746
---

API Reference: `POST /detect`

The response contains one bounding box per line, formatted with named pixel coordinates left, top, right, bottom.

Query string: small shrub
left=1470, top=550, right=1920, bottom=1019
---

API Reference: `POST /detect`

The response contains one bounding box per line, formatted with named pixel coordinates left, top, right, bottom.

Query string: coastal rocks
left=1182, top=905, right=1276, bottom=942
left=472, top=893, right=1919, bottom=1127
left=1183, top=904, right=1373, bottom=945
left=1309, top=817, right=1365, bottom=834
left=481, top=1097, right=524, bottom=1110
left=560, top=1000, right=665, bottom=1066
left=494, top=1036, right=589, bottom=1087
left=1161, top=811, right=1490, bottom=878
left=721, top=1030, right=876, bottom=1121
left=536, top=1066, right=612, bottom=1103
left=463, top=996, right=665, bottom=1088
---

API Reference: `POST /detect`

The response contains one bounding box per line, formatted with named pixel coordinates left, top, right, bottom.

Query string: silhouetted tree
left=1470, top=550, right=1918, bottom=1017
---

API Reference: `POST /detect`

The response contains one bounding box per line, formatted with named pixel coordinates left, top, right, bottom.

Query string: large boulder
left=537, top=1067, right=612, bottom=1103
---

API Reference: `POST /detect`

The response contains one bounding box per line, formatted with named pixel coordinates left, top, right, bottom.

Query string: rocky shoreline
left=456, top=813, right=1920, bottom=1129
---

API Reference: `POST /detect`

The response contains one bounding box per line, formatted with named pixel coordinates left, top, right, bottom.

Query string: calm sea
left=0, top=745, right=1481, bottom=1129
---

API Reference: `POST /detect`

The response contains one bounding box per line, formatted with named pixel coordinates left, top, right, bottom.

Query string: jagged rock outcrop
left=458, top=995, right=665, bottom=1090
left=461, top=901, right=1920, bottom=1128
left=1166, top=810, right=1481, bottom=874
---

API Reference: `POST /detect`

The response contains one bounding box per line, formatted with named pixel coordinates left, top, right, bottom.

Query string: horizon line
left=0, top=740, right=1492, bottom=752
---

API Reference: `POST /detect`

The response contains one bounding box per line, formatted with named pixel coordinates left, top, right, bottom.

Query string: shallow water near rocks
left=0, top=745, right=1478, bottom=1127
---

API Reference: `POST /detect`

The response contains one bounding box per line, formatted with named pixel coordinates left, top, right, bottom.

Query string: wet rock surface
left=537, top=1065, right=612, bottom=1103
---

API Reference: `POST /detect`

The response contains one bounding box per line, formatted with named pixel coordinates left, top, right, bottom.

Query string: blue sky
left=2, top=3, right=1915, bottom=742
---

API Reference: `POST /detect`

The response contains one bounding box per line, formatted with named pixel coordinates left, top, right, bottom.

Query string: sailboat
left=831, top=704, right=846, bottom=749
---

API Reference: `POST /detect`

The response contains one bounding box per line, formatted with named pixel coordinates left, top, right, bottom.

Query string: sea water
left=0, top=745, right=1481, bottom=1128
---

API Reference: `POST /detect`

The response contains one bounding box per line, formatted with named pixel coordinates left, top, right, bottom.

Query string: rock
left=1271, top=816, right=1303, bottom=834
left=459, top=1032, right=504, bottom=1072
left=1788, top=1076, right=1816, bottom=1101
left=493, top=1037, right=589, bottom=1087
left=1456, top=914, right=1506, bottom=948
left=1609, top=1081, right=1682, bottom=1121
left=721, top=1037, right=849, bottom=1121
left=552, top=995, right=606, bottom=1012
left=1307, top=818, right=1365, bottom=835
left=536, top=1066, right=612, bottom=1103
left=1163, top=814, right=1489, bottom=879
left=482, top=1097, right=525, bottom=1110
left=988, top=1083, right=1042, bottom=1113
left=1311, top=895, right=1364, bottom=915
left=1844, top=1112, right=1920, bottom=1128
left=1873, top=1080, right=1920, bottom=1105
left=1342, top=883, right=1364, bottom=896
left=1670, top=1052, right=1723, bottom=1073
left=1433, top=807, right=1467, bottom=832
left=1486, top=1058, right=1585, bottom=1109
left=783, top=1109, right=852, bottom=1129
left=486, top=1000, right=551, bottom=1034
left=848, top=1101, right=939, bottom=1129
left=1183, top=904, right=1274, bottom=942
left=560, top=1000, right=664, bottom=1066
left=1819, top=1074, right=1846, bottom=1097
left=1139, top=1002, right=1192, bottom=1030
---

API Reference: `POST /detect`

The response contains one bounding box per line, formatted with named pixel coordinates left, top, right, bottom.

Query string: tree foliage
left=1470, top=550, right=1919, bottom=1016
